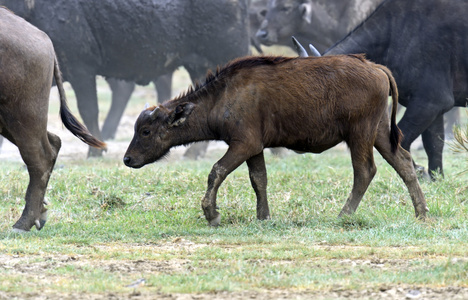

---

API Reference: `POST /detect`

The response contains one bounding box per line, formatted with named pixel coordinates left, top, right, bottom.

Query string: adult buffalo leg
left=101, top=73, right=172, bottom=141
left=444, top=108, right=460, bottom=140
left=69, top=74, right=102, bottom=157
left=202, top=144, right=256, bottom=226
left=101, top=79, right=135, bottom=140
left=339, top=140, right=377, bottom=216
left=374, top=117, right=428, bottom=219
left=154, top=73, right=173, bottom=102
left=183, top=65, right=210, bottom=159
left=184, top=142, right=210, bottom=160
left=246, top=151, right=270, bottom=220
left=421, top=115, right=445, bottom=178
left=10, top=130, right=61, bottom=232
left=398, top=98, right=452, bottom=177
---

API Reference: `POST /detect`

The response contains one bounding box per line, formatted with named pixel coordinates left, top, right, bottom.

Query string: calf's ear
left=168, top=102, right=195, bottom=127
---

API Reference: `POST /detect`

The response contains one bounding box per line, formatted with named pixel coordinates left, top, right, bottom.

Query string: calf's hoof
left=338, top=207, right=355, bottom=218
left=415, top=205, right=429, bottom=220
left=257, top=214, right=271, bottom=221
left=207, top=214, right=221, bottom=227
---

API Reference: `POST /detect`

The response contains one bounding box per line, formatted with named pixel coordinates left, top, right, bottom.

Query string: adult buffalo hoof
left=12, top=217, right=47, bottom=232
left=414, top=165, right=431, bottom=181
left=12, top=204, right=48, bottom=232
left=35, top=210, right=48, bottom=230
left=12, top=218, right=32, bottom=232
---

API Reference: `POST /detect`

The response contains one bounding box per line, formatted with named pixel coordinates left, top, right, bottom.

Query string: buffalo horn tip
left=292, top=36, right=309, bottom=57
left=309, top=44, right=321, bottom=57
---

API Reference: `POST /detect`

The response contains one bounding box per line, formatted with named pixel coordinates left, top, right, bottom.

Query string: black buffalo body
left=308, top=0, right=468, bottom=178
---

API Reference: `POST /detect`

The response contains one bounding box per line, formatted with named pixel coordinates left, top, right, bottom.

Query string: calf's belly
left=266, top=133, right=343, bottom=154
left=287, top=140, right=342, bottom=154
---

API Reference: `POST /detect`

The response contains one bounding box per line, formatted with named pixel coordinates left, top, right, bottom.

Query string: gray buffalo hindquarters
left=0, top=8, right=106, bottom=232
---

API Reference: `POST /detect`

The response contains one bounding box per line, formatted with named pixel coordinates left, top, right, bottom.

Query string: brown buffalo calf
left=0, top=8, right=106, bottom=232
left=124, top=54, right=428, bottom=226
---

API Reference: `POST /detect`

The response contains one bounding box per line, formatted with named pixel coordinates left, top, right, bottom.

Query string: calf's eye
left=142, top=130, right=151, bottom=137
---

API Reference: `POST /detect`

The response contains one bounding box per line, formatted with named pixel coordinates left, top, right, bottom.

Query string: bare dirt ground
left=1, top=242, right=467, bottom=300
left=2, top=288, right=468, bottom=300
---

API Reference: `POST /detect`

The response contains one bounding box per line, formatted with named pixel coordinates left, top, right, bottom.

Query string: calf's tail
left=54, top=56, right=107, bottom=150
left=379, top=65, right=402, bottom=153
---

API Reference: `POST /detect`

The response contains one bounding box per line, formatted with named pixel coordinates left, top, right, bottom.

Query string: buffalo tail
left=53, top=56, right=107, bottom=150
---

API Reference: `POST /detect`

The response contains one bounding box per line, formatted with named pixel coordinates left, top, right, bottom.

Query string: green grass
left=0, top=147, right=467, bottom=296
left=1, top=69, right=467, bottom=297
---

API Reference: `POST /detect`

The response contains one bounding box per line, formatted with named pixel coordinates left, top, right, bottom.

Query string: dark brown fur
left=0, top=8, right=106, bottom=232
left=124, top=55, right=428, bottom=226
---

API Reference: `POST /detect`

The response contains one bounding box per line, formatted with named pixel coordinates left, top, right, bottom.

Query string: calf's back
left=208, top=55, right=390, bottom=152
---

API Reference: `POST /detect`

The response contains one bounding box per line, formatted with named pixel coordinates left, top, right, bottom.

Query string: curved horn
left=308, top=44, right=321, bottom=57
left=292, top=36, right=309, bottom=57
left=149, top=106, right=159, bottom=120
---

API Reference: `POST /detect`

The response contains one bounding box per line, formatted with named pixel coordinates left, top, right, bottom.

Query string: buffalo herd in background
left=0, top=0, right=467, bottom=230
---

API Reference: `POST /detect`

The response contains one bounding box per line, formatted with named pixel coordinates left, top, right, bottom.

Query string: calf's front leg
left=202, top=145, right=254, bottom=226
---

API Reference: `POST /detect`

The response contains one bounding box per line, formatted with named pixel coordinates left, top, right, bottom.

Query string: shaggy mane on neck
left=172, top=56, right=295, bottom=103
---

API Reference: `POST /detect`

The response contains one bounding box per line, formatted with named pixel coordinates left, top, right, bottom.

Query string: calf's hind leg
left=339, top=141, right=377, bottom=217
left=246, top=151, right=270, bottom=220
left=374, top=120, right=428, bottom=219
